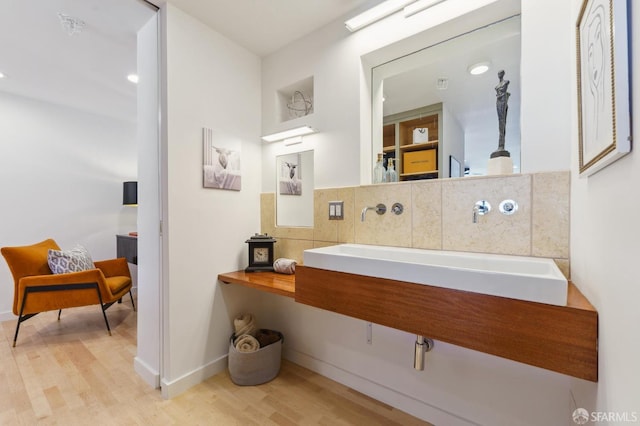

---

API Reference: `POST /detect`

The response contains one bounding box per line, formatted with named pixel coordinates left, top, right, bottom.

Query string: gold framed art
left=576, top=0, right=631, bottom=176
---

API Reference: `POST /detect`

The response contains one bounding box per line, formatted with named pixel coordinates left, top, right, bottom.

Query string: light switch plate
left=328, top=201, right=344, bottom=220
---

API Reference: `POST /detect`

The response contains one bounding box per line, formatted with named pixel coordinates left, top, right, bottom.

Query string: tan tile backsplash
left=354, top=183, right=412, bottom=246
left=261, top=171, right=571, bottom=278
left=442, top=174, right=531, bottom=255
left=532, top=171, right=570, bottom=258
left=412, top=180, right=443, bottom=250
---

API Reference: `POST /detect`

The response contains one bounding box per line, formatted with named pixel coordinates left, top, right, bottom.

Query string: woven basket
left=228, top=330, right=283, bottom=386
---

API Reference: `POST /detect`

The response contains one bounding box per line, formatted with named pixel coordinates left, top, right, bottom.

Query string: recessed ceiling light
left=468, top=62, right=490, bottom=75
left=127, top=74, right=139, bottom=84
left=0, top=72, right=5, bottom=79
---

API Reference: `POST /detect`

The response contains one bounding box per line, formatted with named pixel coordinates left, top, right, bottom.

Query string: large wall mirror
left=371, top=15, right=521, bottom=179
left=276, top=150, right=314, bottom=227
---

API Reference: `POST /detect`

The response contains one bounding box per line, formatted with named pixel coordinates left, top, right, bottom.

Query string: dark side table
left=116, top=234, right=138, bottom=265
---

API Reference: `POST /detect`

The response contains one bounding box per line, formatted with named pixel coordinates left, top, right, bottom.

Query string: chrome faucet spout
left=361, top=203, right=387, bottom=222
left=361, top=207, right=373, bottom=222
left=472, top=200, right=491, bottom=223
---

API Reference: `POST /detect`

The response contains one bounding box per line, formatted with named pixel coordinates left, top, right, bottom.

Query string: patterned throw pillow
left=47, top=245, right=95, bottom=274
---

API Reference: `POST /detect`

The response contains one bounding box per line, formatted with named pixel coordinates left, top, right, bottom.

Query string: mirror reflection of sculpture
left=371, top=15, right=521, bottom=177
left=491, top=69, right=511, bottom=158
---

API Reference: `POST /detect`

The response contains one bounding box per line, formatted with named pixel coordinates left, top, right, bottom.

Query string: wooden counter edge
left=218, top=270, right=295, bottom=298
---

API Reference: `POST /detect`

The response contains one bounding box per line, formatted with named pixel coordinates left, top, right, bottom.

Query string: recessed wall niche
left=277, top=76, right=314, bottom=123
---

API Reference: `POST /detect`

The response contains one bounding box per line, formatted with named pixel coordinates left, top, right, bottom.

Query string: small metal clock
left=245, top=233, right=277, bottom=272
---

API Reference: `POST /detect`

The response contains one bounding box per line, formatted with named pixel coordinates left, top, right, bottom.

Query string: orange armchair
left=1, top=239, right=135, bottom=346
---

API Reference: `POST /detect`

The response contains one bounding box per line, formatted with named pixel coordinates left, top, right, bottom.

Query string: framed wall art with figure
left=576, top=0, right=631, bottom=176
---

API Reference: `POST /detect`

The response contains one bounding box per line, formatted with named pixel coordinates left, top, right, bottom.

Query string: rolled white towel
left=273, top=258, right=296, bottom=275
left=234, top=313, right=256, bottom=337
left=235, top=334, right=260, bottom=353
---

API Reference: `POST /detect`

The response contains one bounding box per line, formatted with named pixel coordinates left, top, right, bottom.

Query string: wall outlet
left=366, top=322, right=372, bottom=344
left=329, top=201, right=344, bottom=220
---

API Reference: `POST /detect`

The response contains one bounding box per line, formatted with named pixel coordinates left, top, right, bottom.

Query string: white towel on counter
left=273, top=258, right=296, bottom=275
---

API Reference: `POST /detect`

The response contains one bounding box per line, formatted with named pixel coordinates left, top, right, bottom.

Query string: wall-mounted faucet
left=472, top=200, right=491, bottom=223
left=361, top=203, right=386, bottom=222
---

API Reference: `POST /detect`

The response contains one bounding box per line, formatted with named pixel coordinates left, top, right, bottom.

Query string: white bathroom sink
left=303, top=244, right=568, bottom=306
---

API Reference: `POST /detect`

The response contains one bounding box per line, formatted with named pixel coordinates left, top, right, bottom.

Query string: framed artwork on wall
left=202, top=127, right=241, bottom=191
left=576, top=0, right=631, bottom=176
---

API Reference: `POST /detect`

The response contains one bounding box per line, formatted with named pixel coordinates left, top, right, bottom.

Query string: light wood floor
left=0, top=300, right=429, bottom=425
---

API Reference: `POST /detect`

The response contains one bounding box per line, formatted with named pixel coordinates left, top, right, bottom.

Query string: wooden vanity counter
left=218, top=270, right=295, bottom=298
left=218, top=267, right=598, bottom=382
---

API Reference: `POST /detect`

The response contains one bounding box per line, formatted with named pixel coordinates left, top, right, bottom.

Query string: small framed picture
left=202, top=128, right=241, bottom=191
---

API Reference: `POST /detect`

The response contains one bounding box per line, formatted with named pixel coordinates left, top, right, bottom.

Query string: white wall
left=159, top=4, right=264, bottom=397
left=520, top=0, right=572, bottom=173
left=570, top=0, right=640, bottom=420
left=0, top=92, right=137, bottom=321
left=257, top=0, right=594, bottom=425
left=134, top=13, right=162, bottom=389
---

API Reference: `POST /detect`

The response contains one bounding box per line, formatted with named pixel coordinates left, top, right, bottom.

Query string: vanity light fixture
left=467, top=61, right=490, bottom=75
left=284, top=136, right=303, bottom=146
left=404, top=0, right=446, bottom=18
left=127, top=74, right=139, bottom=84
left=261, top=125, right=316, bottom=143
left=0, top=71, right=5, bottom=79
left=345, top=0, right=416, bottom=32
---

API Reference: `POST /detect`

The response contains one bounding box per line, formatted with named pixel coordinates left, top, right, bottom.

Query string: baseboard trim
left=134, top=356, right=161, bottom=389
left=160, top=353, right=228, bottom=399
left=284, top=348, right=476, bottom=426
left=0, top=311, right=15, bottom=323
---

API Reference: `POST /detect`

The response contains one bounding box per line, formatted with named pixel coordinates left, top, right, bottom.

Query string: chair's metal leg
left=58, top=309, right=62, bottom=320
left=13, top=319, right=20, bottom=348
left=93, top=285, right=112, bottom=336
left=14, top=290, right=30, bottom=347
left=129, top=291, right=136, bottom=312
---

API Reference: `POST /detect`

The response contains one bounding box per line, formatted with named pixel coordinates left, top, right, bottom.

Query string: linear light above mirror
left=345, top=0, right=416, bottom=32
left=262, top=125, right=316, bottom=143
left=404, top=0, right=446, bottom=18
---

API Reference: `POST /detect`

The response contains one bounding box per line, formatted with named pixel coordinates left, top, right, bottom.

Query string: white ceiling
left=157, top=0, right=377, bottom=57
left=0, top=0, right=157, bottom=121
left=0, top=0, right=377, bottom=121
